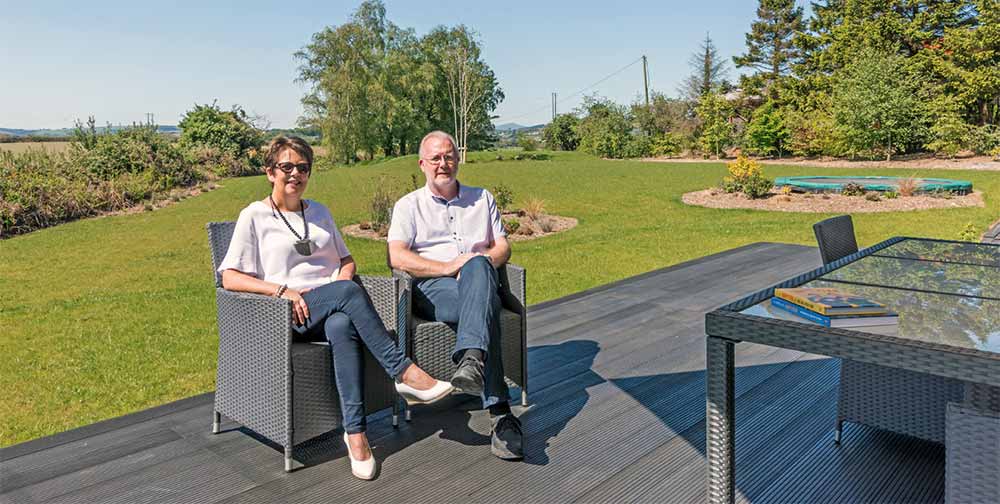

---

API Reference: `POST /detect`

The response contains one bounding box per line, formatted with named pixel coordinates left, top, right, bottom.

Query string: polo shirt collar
left=424, top=181, right=464, bottom=204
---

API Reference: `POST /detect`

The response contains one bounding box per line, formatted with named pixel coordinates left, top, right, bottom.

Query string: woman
left=218, top=136, right=452, bottom=480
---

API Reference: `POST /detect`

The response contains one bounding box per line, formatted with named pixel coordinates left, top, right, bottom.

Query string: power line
left=494, top=56, right=645, bottom=122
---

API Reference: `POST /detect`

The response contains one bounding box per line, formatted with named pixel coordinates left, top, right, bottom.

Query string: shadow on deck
left=0, top=243, right=946, bottom=503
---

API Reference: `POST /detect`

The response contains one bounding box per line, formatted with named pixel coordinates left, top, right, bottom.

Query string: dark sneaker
left=490, top=413, right=524, bottom=460
left=451, top=355, right=485, bottom=395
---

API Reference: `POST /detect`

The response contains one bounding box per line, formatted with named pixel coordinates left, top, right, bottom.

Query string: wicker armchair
left=813, top=215, right=964, bottom=444
left=944, top=375, right=1000, bottom=503
left=207, top=221, right=403, bottom=472
left=392, top=264, right=528, bottom=417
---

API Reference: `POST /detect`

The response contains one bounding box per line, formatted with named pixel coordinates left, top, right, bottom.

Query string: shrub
left=186, top=145, right=256, bottom=178
left=541, top=113, right=580, bottom=151
left=74, top=124, right=196, bottom=190
left=503, top=218, right=520, bottom=235
left=742, top=174, right=775, bottom=199
left=518, top=135, right=539, bottom=151
left=0, top=132, right=202, bottom=238
left=968, top=125, right=1000, bottom=155
left=650, top=133, right=682, bottom=157
left=929, top=188, right=953, bottom=199
left=178, top=102, right=264, bottom=160
left=623, top=135, right=653, bottom=158
left=897, top=177, right=919, bottom=197
left=865, top=192, right=881, bottom=201
left=491, top=184, right=515, bottom=214
left=841, top=183, right=865, bottom=197
left=779, top=185, right=793, bottom=196
left=577, top=96, right=632, bottom=159
left=884, top=190, right=899, bottom=199
left=785, top=97, right=845, bottom=157
left=723, top=155, right=772, bottom=199
left=720, top=177, right=740, bottom=194
left=522, top=198, right=546, bottom=219
left=958, top=222, right=979, bottom=241
left=925, top=96, right=970, bottom=158
left=368, top=176, right=401, bottom=236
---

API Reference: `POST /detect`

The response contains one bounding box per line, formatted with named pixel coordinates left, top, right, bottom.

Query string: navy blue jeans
left=413, top=256, right=509, bottom=408
left=293, top=280, right=412, bottom=434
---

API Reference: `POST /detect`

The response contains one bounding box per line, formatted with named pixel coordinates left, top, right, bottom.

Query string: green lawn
left=1, top=150, right=997, bottom=446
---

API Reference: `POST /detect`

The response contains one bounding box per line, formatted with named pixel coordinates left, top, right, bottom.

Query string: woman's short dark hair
left=265, top=135, right=313, bottom=169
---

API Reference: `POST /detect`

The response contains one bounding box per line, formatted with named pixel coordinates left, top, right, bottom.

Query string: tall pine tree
left=734, top=0, right=804, bottom=99
left=680, top=33, right=730, bottom=102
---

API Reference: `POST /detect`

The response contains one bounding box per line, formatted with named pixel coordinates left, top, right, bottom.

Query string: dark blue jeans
left=293, top=280, right=412, bottom=434
left=413, top=256, right=509, bottom=409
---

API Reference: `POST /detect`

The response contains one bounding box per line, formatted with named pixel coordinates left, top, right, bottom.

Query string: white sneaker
left=395, top=379, right=454, bottom=405
left=343, top=432, right=376, bottom=480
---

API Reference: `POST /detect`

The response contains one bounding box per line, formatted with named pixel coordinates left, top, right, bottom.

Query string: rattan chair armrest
left=215, top=288, right=293, bottom=347
left=356, top=275, right=404, bottom=334
left=498, top=263, right=526, bottom=315
left=391, top=268, right=414, bottom=282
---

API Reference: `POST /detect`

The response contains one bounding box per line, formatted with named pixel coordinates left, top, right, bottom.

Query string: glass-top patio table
left=703, top=237, right=1000, bottom=504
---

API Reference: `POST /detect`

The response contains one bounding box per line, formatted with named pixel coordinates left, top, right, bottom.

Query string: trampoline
left=774, top=176, right=972, bottom=194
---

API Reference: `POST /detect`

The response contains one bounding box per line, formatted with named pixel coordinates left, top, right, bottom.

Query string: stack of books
left=770, top=287, right=899, bottom=328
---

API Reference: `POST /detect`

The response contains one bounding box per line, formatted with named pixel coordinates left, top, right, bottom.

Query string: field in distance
left=0, top=141, right=73, bottom=153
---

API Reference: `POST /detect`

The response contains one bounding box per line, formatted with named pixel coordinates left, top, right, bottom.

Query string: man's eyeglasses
left=423, top=154, right=458, bottom=165
left=272, top=162, right=311, bottom=175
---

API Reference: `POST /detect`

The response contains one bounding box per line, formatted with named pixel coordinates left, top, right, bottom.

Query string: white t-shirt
left=218, top=199, right=351, bottom=291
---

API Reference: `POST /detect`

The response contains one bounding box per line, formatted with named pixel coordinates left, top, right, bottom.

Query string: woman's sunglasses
left=272, top=162, right=311, bottom=175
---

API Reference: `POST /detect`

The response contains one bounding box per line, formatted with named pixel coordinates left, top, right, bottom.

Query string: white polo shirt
left=387, top=183, right=506, bottom=263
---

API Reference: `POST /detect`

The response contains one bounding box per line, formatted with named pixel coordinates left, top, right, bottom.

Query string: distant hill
left=0, top=125, right=180, bottom=138
left=494, top=122, right=546, bottom=133
left=494, top=122, right=526, bottom=132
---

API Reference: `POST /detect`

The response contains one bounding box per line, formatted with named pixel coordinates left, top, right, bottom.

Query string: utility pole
left=642, top=55, right=650, bottom=108
left=551, top=92, right=557, bottom=120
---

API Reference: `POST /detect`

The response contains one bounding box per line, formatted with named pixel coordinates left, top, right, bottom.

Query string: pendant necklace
left=269, top=195, right=313, bottom=256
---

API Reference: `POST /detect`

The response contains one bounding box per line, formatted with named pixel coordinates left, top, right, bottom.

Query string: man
left=387, top=130, right=523, bottom=460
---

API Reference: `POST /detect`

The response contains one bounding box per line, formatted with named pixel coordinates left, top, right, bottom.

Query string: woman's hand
left=282, top=288, right=311, bottom=326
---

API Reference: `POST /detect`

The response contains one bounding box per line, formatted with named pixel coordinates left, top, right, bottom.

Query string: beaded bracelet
left=275, top=284, right=287, bottom=298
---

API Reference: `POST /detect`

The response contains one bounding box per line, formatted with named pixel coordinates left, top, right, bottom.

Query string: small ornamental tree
left=696, top=91, right=734, bottom=158
left=744, top=101, right=790, bottom=157
left=832, top=48, right=928, bottom=160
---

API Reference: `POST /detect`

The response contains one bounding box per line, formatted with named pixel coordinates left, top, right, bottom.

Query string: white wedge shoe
left=394, top=379, right=454, bottom=405
left=344, top=432, right=377, bottom=480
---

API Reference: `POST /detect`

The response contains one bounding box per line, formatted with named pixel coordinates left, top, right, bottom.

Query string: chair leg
left=834, top=419, right=843, bottom=444
left=392, top=400, right=400, bottom=428
left=521, top=390, right=529, bottom=407
left=284, top=446, right=294, bottom=472
left=405, top=408, right=412, bottom=422
left=212, top=411, right=221, bottom=434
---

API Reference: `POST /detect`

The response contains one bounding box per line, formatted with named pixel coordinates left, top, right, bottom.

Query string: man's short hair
left=265, top=135, right=313, bottom=169
left=419, top=131, right=459, bottom=159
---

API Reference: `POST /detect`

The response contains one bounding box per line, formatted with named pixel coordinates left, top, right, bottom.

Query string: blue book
left=770, top=296, right=898, bottom=327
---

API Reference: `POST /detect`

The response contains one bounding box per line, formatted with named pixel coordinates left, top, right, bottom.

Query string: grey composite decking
left=1, top=242, right=949, bottom=504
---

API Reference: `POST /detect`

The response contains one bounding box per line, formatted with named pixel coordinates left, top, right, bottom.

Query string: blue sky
left=1, top=1, right=802, bottom=130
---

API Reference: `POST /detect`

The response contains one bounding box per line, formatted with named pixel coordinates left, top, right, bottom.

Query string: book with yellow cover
left=773, top=287, right=888, bottom=316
